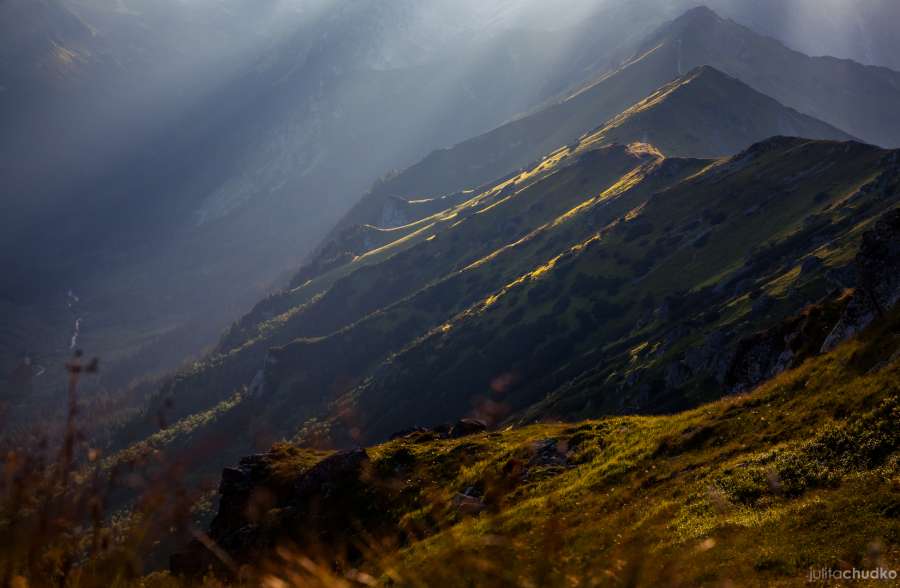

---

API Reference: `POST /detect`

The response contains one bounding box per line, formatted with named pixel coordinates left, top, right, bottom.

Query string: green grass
left=158, top=307, right=900, bottom=587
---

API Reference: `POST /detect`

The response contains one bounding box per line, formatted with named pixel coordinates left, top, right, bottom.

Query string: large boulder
left=448, top=418, right=488, bottom=438
left=725, top=208, right=900, bottom=392
left=293, top=448, right=370, bottom=501
left=822, top=208, right=900, bottom=351
left=171, top=448, right=380, bottom=578
left=725, top=290, right=850, bottom=393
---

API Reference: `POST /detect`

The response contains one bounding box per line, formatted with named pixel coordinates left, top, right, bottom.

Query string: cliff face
left=726, top=204, right=900, bottom=392
left=725, top=290, right=852, bottom=393
left=823, top=206, right=900, bottom=352
left=170, top=418, right=491, bottom=577
left=170, top=448, right=382, bottom=576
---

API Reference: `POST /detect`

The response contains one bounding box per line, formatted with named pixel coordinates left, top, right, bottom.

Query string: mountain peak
left=731, top=135, right=869, bottom=162
left=674, top=5, right=723, bottom=25
left=582, top=63, right=853, bottom=159
left=676, top=64, right=738, bottom=88
left=674, top=65, right=771, bottom=96
left=649, top=4, right=730, bottom=41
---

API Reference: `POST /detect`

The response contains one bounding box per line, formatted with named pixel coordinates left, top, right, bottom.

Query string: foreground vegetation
left=4, top=138, right=897, bottom=587
left=4, top=305, right=888, bottom=586
left=210, top=307, right=899, bottom=587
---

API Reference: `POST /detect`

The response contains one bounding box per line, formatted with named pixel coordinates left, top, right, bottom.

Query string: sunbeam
left=2, top=3, right=900, bottom=584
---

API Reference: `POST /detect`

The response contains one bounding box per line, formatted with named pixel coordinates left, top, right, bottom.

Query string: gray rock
left=665, top=361, right=692, bottom=390
left=752, top=294, right=775, bottom=316
left=800, top=256, right=824, bottom=275
left=527, top=439, right=569, bottom=469
left=452, top=492, right=486, bottom=515
left=294, top=448, right=370, bottom=499
left=448, top=418, right=488, bottom=438
left=822, top=209, right=900, bottom=352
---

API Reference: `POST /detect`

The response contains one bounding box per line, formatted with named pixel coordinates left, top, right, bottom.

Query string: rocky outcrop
left=682, top=329, right=733, bottom=383
left=170, top=418, right=500, bottom=580
left=292, top=448, right=369, bottom=502
left=726, top=208, right=900, bottom=391
left=388, top=418, right=488, bottom=442
left=452, top=490, right=486, bottom=515
left=822, top=208, right=900, bottom=352
left=379, top=195, right=413, bottom=228
left=525, top=439, right=570, bottom=472
left=448, top=418, right=488, bottom=438
left=171, top=449, right=383, bottom=578
left=725, top=290, right=851, bottom=392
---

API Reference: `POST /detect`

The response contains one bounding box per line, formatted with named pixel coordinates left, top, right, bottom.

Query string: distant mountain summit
left=325, top=60, right=854, bottom=257
left=332, top=5, right=899, bottom=240
left=120, top=88, right=899, bottom=460
left=640, top=5, right=900, bottom=148
left=120, top=129, right=900, bottom=459
left=586, top=65, right=854, bottom=159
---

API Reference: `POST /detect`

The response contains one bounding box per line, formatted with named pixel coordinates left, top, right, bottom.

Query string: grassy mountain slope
left=115, top=135, right=899, bottom=481
left=233, top=64, right=851, bottom=349
left=109, top=70, right=898, bottom=534
left=642, top=6, right=900, bottom=149
left=113, top=57, right=899, bottom=459
left=326, top=5, right=900, bottom=247
left=318, top=138, right=898, bottom=443
left=5, top=0, right=681, bottom=425
left=124, top=143, right=664, bottom=443
left=169, top=304, right=900, bottom=587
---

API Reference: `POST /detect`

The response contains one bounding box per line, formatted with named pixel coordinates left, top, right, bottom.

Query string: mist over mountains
left=3, top=0, right=900, bottom=406
left=2, top=4, right=900, bottom=584
left=0, top=0, right=669, bottom=398
left=86, top=3, right=899, bottom=469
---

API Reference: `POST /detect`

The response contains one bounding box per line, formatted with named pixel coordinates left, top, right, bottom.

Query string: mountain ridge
left=284, top=63, right=853, bottom=311
left=171, top=301, right=900, bottom=585
left=6, top=5, right=900, bottom=585
left=116, top=135, right=899, bottom=461
left=316, top=138, right=898, bottom=444
left=107, top=13, right=900, bottom=470
left=639, top=4, right=900, bottom=147
left=319, top=5, right=899, bottom=261
left=571, top=65, right=854, bottom=159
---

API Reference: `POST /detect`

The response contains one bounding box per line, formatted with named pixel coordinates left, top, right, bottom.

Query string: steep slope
left=91, top=135, right=900, bottom=584
left=637, top=6, right=900, bottom=149
left=106, top=47, right=898, bottom=509
left=307, top=139, right=899, bottom=443
left=270, top=65, right=850, bottom=321
left=161, top=57, right=851, bottom=434
left=1, top=1, right=676, bottom=423
left=173, top=304, right=900, bottom=586
left=114, top=136, right=899, bottom=479
left=328, top=6, right=900, bottom=244
left=582, top=66, right=853, bottom=159
left=124, top=143, right=668, bottom=443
